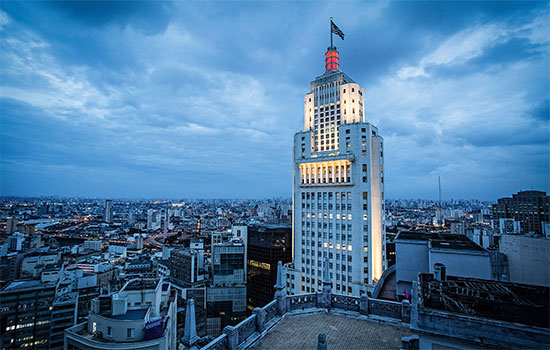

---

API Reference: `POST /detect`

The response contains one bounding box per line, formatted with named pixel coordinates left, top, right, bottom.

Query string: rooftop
left=2, top=280, right=55, bottom=292
left=110, top=308, right=148, bottom=321
left=251, top=312, right=411, bottom=350
left=122, top=279, right=158, bottom=291
left=419, top=273, right=550, bottom=329
left=396, top=231, right=486, bottom=252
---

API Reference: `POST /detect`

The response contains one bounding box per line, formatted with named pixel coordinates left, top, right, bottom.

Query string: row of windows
left=302, top=232, right=355, bottom=242
left=302, top=203, right=353, bottom=210
left=302, top=192, right=353, bottom=200
left=303, top=212, right=353, bottom=219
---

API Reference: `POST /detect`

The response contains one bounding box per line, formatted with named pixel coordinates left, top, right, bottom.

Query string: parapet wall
left=201, top=292, right=410, bottom=350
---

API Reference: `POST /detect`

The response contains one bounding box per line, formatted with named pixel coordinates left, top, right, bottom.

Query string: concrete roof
left=251, top=312, right=412, bottom=350
left=395, top=231, right=486, bottom=252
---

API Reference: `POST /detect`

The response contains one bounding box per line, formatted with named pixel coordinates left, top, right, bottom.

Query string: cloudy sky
left=1, top=1, right=548, bottom=200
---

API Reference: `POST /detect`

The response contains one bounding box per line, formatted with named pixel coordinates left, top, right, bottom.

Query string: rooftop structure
left=412, top=273, right=549, bottom=349
left=395, top=230, right=492, bottom=300
left=64, top=278, right=177, bottom=350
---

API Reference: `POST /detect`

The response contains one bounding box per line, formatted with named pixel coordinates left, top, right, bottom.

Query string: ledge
left=296, top=153, right=355, bottom=164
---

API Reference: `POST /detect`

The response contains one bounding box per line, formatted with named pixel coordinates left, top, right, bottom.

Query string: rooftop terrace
left=252, top=311, right=411, bottom=350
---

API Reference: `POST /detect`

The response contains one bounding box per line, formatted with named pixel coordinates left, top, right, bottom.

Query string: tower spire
left=330, top=17, right=333, bottom=48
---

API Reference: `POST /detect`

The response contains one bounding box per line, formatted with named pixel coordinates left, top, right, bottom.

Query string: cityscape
left=1, top=1, right=549, bottom=350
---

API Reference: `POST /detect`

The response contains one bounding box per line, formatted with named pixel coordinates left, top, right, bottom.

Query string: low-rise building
left=395, top=231, right=491, bottom=300
left=64, top=278, right=177, bottom=350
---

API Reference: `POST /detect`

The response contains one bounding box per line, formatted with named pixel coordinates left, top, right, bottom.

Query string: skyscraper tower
left=289, top=22, right=386, bottom=296
left=104, top=199, right=113, bottom=223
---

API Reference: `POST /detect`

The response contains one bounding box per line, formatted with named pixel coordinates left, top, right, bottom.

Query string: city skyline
left=1, top=1, right=548, bottom=200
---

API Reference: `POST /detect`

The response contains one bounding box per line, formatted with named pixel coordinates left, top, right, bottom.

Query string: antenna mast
left=438, top=176, right=442, bottom=206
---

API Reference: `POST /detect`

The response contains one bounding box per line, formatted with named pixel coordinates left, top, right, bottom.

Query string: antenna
left=438, top=176, right=442, bottom=206
left=163, top=217, right=168, bottom=243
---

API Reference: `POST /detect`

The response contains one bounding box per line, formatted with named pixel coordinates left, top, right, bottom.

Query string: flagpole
left=330, top=17, right=333, bottom=47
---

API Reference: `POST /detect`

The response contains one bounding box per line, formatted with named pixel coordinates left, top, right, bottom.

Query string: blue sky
left=1, top=1, right=548, bottom=200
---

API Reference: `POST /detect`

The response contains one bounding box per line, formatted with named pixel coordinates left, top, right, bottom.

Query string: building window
left=127, top=328, right=135, bottom=338
left=108, top=327, right=112, bottom=336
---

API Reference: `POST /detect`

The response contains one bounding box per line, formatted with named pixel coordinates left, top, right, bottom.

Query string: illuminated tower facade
left=289, top=44, right=386, bottom=296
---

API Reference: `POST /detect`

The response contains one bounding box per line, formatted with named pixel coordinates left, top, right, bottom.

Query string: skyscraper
left=288, top=30, right=386, bottom=296
left=492, top=190, right=549, bottom=235
left=104, top=199, right=113, bottom=223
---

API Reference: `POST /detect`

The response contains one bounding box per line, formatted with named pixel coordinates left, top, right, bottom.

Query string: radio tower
left=163, top=217, right=168, bottom=243
left=438, top=176, right=442, bottom=206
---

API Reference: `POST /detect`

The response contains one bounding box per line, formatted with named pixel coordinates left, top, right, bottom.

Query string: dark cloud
left=527, top=98, right=550, bottom=121
left=385, top=1, right=545, bottom=35
left=4, top=1, right=174, bottom=34
left=0, top=1, right=548, bottom=199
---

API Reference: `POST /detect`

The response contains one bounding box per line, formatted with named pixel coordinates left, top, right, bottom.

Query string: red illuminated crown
left=325, top=47, right=339, bottom=73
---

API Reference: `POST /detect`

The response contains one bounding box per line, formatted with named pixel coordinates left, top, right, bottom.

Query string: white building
left=84, top=240, right=102, bottom=251
left=147, top=209, right=163, bottom=231
left=395, top=231, right=492, bottom=300
left=289, top=43, right=385, bottom=296
left=108, top=244, right=128, bottom=259
left=64, top=279, right=177, bottom=350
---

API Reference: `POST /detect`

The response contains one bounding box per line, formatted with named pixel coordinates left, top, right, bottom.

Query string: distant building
left=83, top=240, right=102, bottom=251
left=212, top=242, right=245, bottom=287
left=6, top=217, right=17, bottom=235
left=170, top=249, right=207, bottom=287
left=104, top=199, right=113, bottom=223
left=492, top=217, right=521, bottom=234
left=20, top=252, right=60, bottom=278
left=207, top=242, right=247, bottom=336
left=449, top=221, right=466, bottom=235
left=395, top=231, right=492, bottom=300
left=108, top=244, right=127, bottom=258
left=64, top=279, right=177, bottom=350
left=147, top=209, right=166, bottom=231
left=499, top=234, right=550, bottom=286
left=246, top=224, right=292, bottom=308
left=492, top=190, right=550, bottom=235
left=7, top=232, right=24, bottom=251
left=205, top=285, right=247, bottom=337
left=466, top=227, right=494, bottom=248
left=38, top=203, right=49, bottom=216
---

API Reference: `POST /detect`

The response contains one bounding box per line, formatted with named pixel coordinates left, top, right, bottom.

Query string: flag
left=331, top=21, right=345, bottom=40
